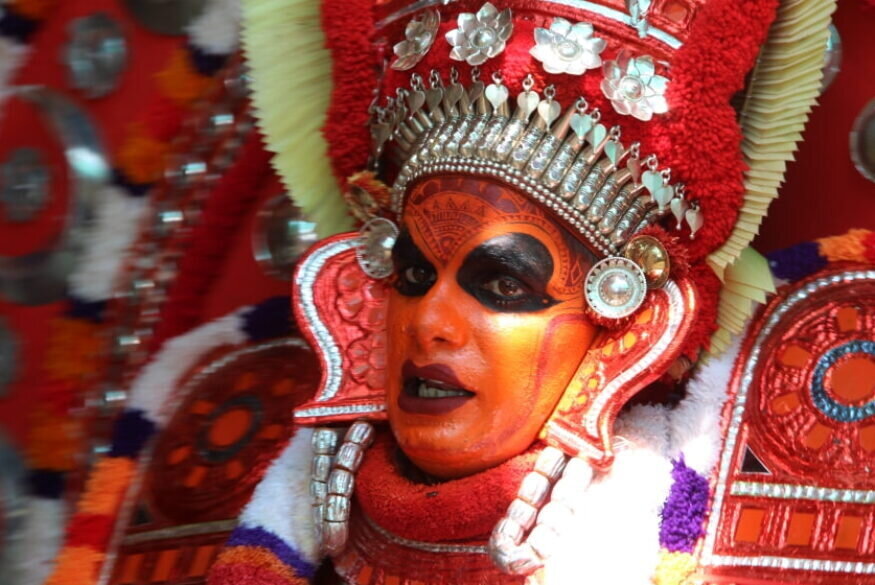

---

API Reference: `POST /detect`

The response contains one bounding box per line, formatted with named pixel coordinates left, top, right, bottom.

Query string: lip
left=398, top=360, right=475, bottom=415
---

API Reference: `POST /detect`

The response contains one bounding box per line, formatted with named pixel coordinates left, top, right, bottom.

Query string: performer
left=208, top=0, right=837, bottom=583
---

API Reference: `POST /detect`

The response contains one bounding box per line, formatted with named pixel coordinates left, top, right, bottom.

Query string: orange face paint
left=385, top=175, right=599, bottom=479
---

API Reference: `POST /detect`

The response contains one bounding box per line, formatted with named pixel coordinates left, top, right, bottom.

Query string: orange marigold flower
left=156, top=49, right=215, bottom=106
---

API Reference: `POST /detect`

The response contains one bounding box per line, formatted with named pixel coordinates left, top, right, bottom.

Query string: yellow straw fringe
left=706, top=0, right=836, bottom=356
left=242, top=0, right=353, bottom=237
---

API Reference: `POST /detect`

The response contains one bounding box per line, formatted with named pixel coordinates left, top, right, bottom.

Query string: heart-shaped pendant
left=406, top=90, right=426, bottom=114
left=653, top=185, right=674, bottom=210
left=517, top=90, right=540, bottom=118
left=425, top=87, right=443, bottom=111
left=570, top=113, right=593, bottom=141
left=670, top=197, right=688, bottom=229
left=538, top=100, right=561, bottom=127
left=685, top=207, right=704, bottom=239
left=604, top=141, right=625, bottom=166
left=588, top=123, right=607, bottom=146
left=445, top=84, right=464, bottom=108
left=642, top=170, right=662, bottom=195
left=627, top=157, right=642, bottom=185
left=485, top=83, right=509, bottom=111
left=370, top=123, right=391, bottom=150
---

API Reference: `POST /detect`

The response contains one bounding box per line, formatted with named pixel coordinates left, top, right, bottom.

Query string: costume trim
left=42, top=298, right=294, bottom=585
left=700, top=268, right=875, bottom=572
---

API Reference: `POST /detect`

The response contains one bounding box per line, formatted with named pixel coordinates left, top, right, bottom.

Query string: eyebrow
left=392, top=229, right=429, bottom=267
left=459, top=233, right=554, bottom=285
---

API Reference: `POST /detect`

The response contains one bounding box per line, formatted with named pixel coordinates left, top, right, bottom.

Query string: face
left=385, top=175, right=599, bottom=479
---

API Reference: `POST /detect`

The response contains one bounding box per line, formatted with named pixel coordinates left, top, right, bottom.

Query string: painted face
left=386, top=175, right=599, bottom=479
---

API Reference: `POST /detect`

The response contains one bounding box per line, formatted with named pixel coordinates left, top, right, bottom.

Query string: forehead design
left=405, top=175, right=565, bottom=264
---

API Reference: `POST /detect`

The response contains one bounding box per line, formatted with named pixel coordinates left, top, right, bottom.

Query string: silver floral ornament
left=356, top=218, right=399, bottom=279
left=391, top=10, right=441, bottom=71
left=601, top=50, right=668, bottom=121
left=445, top=2, right=513, bottom=66
left=530, top=18, right=606, bottom=76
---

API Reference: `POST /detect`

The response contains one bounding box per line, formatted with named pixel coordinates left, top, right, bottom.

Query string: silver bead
left=325, top=494, right=350, bottom=522
left=327, top=469, right=355, bottom=497
left=507, top=498, right=539, bottom=531
left=334, top=442, right=364, bottom=472
left=312, top=454, right=333, bottom=481
left=533, top=446, right=568, bottom=480
left=345, top=421, right=375, bottom=447
left=517, top=472, right=552, bottom=507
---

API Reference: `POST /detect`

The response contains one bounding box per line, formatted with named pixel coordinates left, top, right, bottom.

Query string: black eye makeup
left=456, top=233, right=559, bottom=312
left=392, top=230, right=436, bottom=296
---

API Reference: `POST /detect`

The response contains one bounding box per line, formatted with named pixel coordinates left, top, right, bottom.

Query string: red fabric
left=863, top=231, right=875, bottom=264
left=150, top=133, right=273, bottom=349
left=65, top=514, right=115, bottom=549
left=681, top=262, right=721, bottom=360
left=140, top=95, right=186, bottom=143
left=355, top=430, right=537, bottom=542
left=320, top=0, right=378, bottom=189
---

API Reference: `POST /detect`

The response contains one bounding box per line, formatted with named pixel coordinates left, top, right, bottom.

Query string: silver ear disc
left=584, top=257, right=647, bottom=319
left=355, top=217, right=399, bottom=279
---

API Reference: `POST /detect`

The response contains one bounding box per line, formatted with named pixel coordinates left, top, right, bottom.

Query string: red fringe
left=320, top=0, right=379, bottom=188
left=149, top=133, right=273, bottom=349
left=141, top=95, right=186, bottom=143
left=681, top=262, right=721, bottom=360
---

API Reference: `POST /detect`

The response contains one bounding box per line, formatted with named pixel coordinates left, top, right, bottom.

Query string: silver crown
left=370, top=69, right=692, bottom=258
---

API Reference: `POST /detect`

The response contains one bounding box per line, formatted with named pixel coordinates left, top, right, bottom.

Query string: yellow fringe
left=653, top=550, right=698, bottom=585
left=706, top=0, right=837, bottom=356
left=707, top=247, right=775, bottom=356
left=241, top=0, right=353, bottom=237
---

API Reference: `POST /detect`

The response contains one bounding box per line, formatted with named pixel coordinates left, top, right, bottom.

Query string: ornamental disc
left=584, top=256, right=647, bottom=319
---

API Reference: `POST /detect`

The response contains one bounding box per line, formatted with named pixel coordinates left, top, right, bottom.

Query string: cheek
left=480, top=312, right=591, bottom=410
left=385, top=293, right=412, bottom=391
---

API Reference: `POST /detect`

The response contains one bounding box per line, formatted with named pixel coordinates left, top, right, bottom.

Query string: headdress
left=241, top=0, right=835, bottom=575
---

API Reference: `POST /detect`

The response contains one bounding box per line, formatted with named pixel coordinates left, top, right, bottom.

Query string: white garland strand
left=127, top=310, right=248, bottom=425
left=68, top=185, right=148, bottom=302
left=188, top=0, right=242, bottom=55
left=10, top=496, right=65, bottom=585
left=239, top=427, right=319, bottom=564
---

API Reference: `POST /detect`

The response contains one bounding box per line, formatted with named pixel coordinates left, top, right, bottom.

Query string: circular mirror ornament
left=64, top=13, right=128, bottom=99
left=585, top=256, right=647, bottom=319
left=122, top=0, right=208, bottom=36
left=820, top=24, right=842, bottom=92
left=0, top=87, right=110, bottom=306
left=851, top=98, right=875, bottom=184
left=0, top=147, right=51, bottom=223
left=355, top=217, right=399, bottom=279
left=252, top=195, right=319, bottom=281
left=623, top=234, right=669, bottom=289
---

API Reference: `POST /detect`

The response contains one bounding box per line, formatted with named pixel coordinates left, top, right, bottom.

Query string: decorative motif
left=0, top=147, right=50, bottom=223
left=445, top=3, right=513, bottom=66
left=391, top=10, right=440, bottom=71
left=810, top=340, right=875, bottom=422
left=601, top=50, right=669, bottom=121
left=701, top=267, right=875, bottom=581
left=530, top=18, right=606, bottom=76
left=584, top=256, right=647, bottom=319
left=63, top=13, right=127, bottom=99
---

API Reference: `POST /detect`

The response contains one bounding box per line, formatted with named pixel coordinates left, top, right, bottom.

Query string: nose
left=411, top=279, right=468, bottom=352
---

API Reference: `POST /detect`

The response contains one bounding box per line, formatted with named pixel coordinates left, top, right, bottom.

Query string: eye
left=394, top=263, right=436, bottom=296
left=404, top=266, right=433, bottom=286
left=482, top=276, right=526, bottom=300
